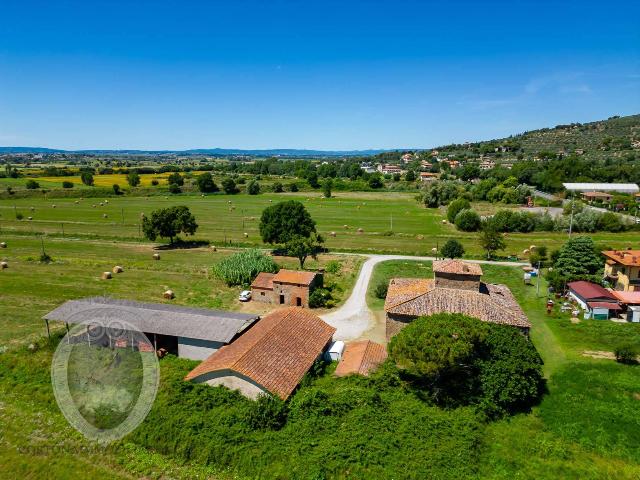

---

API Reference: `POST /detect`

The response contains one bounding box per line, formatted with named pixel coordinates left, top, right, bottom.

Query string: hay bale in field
left=51, top=204, right=56, bottom=209
left=104, top=200, right=109, bottom=204
left=74, top=200, right=79, bottom=204
left=152, top=253, right=160, bottom=260
left=431, top=247, right=438, bottom=253
left=92, top=204, right=97, bottom=208
left=417, top=235, right=424, bottom=240
left=357, top=228, right=364, bottom=233
left=201, top=194, right=205, bottom=197
left=329, top=231, right=336, bottom=237
left=529, top=245, right=536, bottom=250
left=102, top=214, right=108, bottom=218
left=112, top=265, right=124, bottom=274
left=210, top=245, right=217, bottom=252
left=228, top=200, right=232, bottom=204
left=163, top=289, right=174, bottom=300
left=0, top=242, right=6, bottom=248
left=244, top=232, right=249, bottom=238
left=343, top=224, right=348, bottom=229
left=27, top=216, right=33, bottom=221
left=441, top=219, right=447, bottom=224
left=523, top=249, right=530, bottom=255
left=1, top=261, right=8, bottom=269
left=101, top=271, right=112, bottom=280
left=30, top=206, right=35, bottom=211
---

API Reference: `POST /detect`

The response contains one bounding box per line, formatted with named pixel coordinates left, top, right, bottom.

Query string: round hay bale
left=0, top=242, right=6, bottom=248
left=228, top=200, right=232, bottom=204
left=329, top=231, right=336, bottom=237
left=163, top=289, right=175, bottom=300
left=104, top=200, right=109, bottom=204
left=30, top=206, right=35, bottom=211
left=152, top=253, right=160, bottom=260
left=431, top=247, right=438, bottom=253
left=74, top=200, right=79, bottom=204
left=417, top=235, right=424, bottom=240
left=51, top=204, right=56, bottom=209
left=101, top=271, right=112, bottom=280
left=441, top=219, right=447, bottom=224
left=523, top=249, right=530, bottom=255
left=529, top=245, right=536, bottom=250
left=92, top=204, right=97, bottom=208
left=357, top=227, right=364, bottom=233
left=27, top=216, right=33, bottom=221
left=269, top=199, right=273, bottom=203
left=112, top=265, right=124, bottom=274
left=210, top=245, right=217, bottom=252
left=0, top=261, right=8, bottom=269
left=343, top=224, right=348, bottom=229
left=103, top=214, right=108, bottom=218
left=201, top=194, right=205, bottom=197
left=244, top=232, right=249, bottom=238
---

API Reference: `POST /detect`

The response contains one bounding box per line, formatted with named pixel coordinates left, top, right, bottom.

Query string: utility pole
left=536, top=260, right=541, bottom=297
left=568, top=193, right=575, bottom=237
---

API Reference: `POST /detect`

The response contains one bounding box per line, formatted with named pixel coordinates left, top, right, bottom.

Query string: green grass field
left=1, top=191, right=637, bottom=257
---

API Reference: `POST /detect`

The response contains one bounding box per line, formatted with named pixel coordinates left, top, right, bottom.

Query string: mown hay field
left=1, top=192, right=638, bottom=257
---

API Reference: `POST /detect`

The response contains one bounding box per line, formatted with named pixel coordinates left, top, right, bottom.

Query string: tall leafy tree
left=196, top=172, right=219, bottom=193
left=440, top=239, right=465, bottom=259
left=127, top=171, right=141, bottom=187
left=479, top=225, right=506, bottom=259
left=142, top=205, right=198, bottom=244
left=260, top=200, right=317, bottom=245
left=80, top=171, right=94, bottom=186
left=546, top=236, right=602, bottom=290
left=285, top=233, right=324, bottom=268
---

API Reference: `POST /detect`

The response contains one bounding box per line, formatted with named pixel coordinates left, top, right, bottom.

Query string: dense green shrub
left=309, top=287, right=333, bottom=308
left=614, top=344, right=639, bottom=364
left=441, top=239, right=465, bottom=259
left=271, top=181, right=283, bottom=193
left=454, top=209, right=481, bottom=231
left=374, top=282, right=388, bottom=299
left=447, top=198, right=471, bottom=223
left=324, top=260, right=341, bottom=274
left=25, top=179, right=40, bottom=189
left=168, top=183, right=181, bottom=194
left=246, top=180, right=260, bottom=195
left=62, top=181, right=74, bottom=189
left=212, top=249, right=279, bottom=286
left=196, top=172, right=218, bottom=193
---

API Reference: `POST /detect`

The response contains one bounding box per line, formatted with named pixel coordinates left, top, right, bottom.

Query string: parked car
left=239, top=290, right=251, bottom=302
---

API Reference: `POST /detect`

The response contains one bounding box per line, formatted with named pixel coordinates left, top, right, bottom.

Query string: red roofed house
left=334, top=340, right=387, bottom=377
left=185, top=307, right=336, bottom=399
left=384, top=260, right=531, bottom=340
left=251, top=269, right=323, bottom=308
left=567, top=280, right=621, bottom=320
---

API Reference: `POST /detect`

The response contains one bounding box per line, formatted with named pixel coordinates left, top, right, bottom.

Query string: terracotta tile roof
left=602, top=250, right=640, bottom=267
left=334, top=340, right=387, bottom=377
left=272, top=269, right=318, bottom=286
left=433, top=259, right=483, bottom=276
left=251, top=272, right=275, bottom=290
left=568, top=280, right=617, bottom=301
left=384, top=278, right=530, bottom=328
left=184, top=307, right=335, bottom=399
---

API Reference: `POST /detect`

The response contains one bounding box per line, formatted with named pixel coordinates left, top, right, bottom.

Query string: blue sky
left=0, top=0, right=639, bottom=150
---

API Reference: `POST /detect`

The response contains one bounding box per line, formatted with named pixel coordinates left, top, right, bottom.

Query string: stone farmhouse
left=384, top=259, right=531, bottom=340
left=251, top=269, right=323, bottom=308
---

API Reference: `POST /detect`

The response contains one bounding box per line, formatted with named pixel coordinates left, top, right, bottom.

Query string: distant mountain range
left=0, top=146, right=406, bottom=157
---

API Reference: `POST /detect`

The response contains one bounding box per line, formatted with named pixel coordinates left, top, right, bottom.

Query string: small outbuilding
left=334, top=340, right=387, bottom=377
left=567, top=281, right=621, bottom=320
left=185, top=307, right=336, bottom=399
left=251, top=269, right=323, bottom=308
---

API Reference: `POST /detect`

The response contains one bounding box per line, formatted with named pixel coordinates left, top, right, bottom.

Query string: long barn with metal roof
left=43, top=297, right=259, bottom=360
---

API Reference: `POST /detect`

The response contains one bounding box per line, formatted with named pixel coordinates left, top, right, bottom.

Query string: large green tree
left=446, top=198, right=471, bottom=223
left=440, top=239, right=465, bottom=259
left=479, top=225, right=506, bottom=259
left=142, top=205, right=198, bottom=244
left=127, top=171, right=141, bottom=187
left=196, top=172, right=219, bottom=193
left=546, top=236, right=602, bottom=290
left=259, top=200, right=317, bottom=245
left=388, top=313, right=544, bottom=415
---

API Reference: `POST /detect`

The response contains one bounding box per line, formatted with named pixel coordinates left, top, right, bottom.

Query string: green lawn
left=1, top=192, right=637, bottom=257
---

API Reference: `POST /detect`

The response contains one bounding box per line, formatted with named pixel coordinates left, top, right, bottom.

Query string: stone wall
left=434, top=272, right=480, bottom=291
